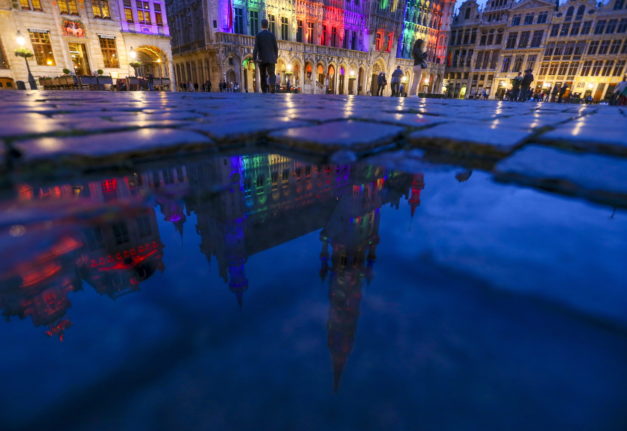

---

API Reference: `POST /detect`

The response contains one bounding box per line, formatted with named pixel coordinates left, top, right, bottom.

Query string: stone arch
left=134, top=45, right=169, bottom=79
left=327, top=64, right=336, bottom=94
left=287, top=58, right=301, bottom=90
left=370, top=59, right=386, bottom=96
left=358, top=66, right=365, bottom=95
left=242, top=55, right=257, bottom=93
left=316, top=62, right=326, bottom=87
left=338, top=64, right=348, bottom=95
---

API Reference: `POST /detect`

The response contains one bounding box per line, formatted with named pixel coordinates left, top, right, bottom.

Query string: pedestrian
left=511, top=72, right=522, bottom=101
left=377, top=72, right=387, bottom=96
left=550, top=83, right=560, bottom=102
left=253, top=19, right=278, bottom=94
left=188, top=81, right=195, bottom=92
left=610, top=75, right=627, bottom=106
left=558, top=83, right=568, bottom=103
left=520, top=69, right=534, bottom=101
left=391, top=66, right=403, bottom=97
left=481, top=88, right=488, bottom=100
left=410, top=39, right=427, bottom=97
left=399, top=82, right=405, bottom=97
left=206, top=80, right=212, bottom=92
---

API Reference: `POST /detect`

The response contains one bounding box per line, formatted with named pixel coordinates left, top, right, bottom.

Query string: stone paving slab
left=537, top=123, right=627, bottom=156
left=495, top=145, right=627, bottom=207
left=13, top=128, right=214, bottom=168
left=185, top=118, right=313, bottom=143
left=408, top=122, right=531, bottom=158
left=0, top=91, right=625, bottom=179
left=268, top=120, right=405, bottom=155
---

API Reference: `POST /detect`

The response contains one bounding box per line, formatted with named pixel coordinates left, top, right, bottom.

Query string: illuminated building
left=3, top=152, right=423, bottom=391
left=445, top=0, right=626, bottom=101
left=166, top=0, right=455, bottom=95
left=0, top=0, right=174, bottom=89
left=2, top=174, right=166, bottom=339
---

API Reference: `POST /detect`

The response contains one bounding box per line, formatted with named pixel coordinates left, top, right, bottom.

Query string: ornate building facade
left=445, top=0, right=627, bottom=101
left=0, top=0, right=174, bottom=89
left=166, top=0, right=456, bottom=95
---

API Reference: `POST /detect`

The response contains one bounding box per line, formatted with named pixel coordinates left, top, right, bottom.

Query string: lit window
left=20, top=0, right=42, bottom=11
left=99, top=36, right=119, bottom=68
left=29, top=31, right=55, bottom=66
left=58, top=0, right=78, bottom=15
left=93, top=0, right=111, bottom=19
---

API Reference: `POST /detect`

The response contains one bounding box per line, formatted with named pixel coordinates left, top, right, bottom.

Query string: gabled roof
left=511, top=0, right=556, bottom=11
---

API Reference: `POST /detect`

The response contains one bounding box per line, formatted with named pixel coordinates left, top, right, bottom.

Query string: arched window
left=565, top=6, right=574, bottom=21
left=576, top=5, right=585, bottom=20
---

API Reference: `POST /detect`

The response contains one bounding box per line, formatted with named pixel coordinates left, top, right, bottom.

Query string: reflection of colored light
left=21, top=263, right=62, bottom=288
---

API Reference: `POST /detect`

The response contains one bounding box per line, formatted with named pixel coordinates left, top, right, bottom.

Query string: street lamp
left=14, top=31, right=37, bottom=90
left=128, top=47, right=141, bottom=77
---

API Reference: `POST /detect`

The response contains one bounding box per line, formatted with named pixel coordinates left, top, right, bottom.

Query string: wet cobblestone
left=1, top=91, right=626, bottom=431
left=1, top=91, right=625, bottom=208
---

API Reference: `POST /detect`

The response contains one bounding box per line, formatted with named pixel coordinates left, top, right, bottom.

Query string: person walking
left=511, top=72, right=522, bottom=101
left=253, top=19, right=278, bottom=94
left=377, top=72, right=387, bottom=96
left=391, top=66, right=403, bottom=97
left=410, top=39, right=427, bottom=97
left=550, top=83, right=560, bottom=102
left=520, top=69, right=534, bottom=101
left=558, top=83, right=568, bottom=103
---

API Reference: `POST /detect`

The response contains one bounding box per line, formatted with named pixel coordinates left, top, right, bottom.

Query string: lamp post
left=15, top=31, right=37, bottom=90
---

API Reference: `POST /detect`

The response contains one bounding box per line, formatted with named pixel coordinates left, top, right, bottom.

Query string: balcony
left=214, top=33, right=370, bottom=62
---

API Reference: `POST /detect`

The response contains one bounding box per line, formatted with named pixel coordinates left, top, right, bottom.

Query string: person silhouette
left=253, top=19, right=278, bottom=94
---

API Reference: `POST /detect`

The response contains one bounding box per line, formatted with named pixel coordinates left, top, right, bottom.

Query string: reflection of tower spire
left=320, top=239, right=330, bottom=281
left=408, top=174, right=425, bottom=217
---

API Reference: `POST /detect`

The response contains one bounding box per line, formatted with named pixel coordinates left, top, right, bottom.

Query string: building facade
left=0, top=0, right=174, bottom=89
left=166, top=0, right=456, bottom=95
left=445, top=0, right=627, bottom=101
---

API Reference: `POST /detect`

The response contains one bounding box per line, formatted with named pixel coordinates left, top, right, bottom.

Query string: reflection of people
left=410, top=39, right=427, bottom=96
left=253, top=19, right=278, bottom=94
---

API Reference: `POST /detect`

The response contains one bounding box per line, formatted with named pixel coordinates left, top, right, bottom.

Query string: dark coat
left=253, top=30, right=278, bottom=64
left=412, top=41, right=428, bottom=67
left=521, top=72, right=534, bottom=87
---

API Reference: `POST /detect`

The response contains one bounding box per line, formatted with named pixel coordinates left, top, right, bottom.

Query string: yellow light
left=46, top=59, right=53, bottom=65
left=287, top=64, right=293, bottom=73
left=16, top=31, right=25, bottom=47
left=401, top=75, right=408, bottom=83
left=586, top=83, right=594, bottom=89
left=349, top=70, right=355, bottom=77
left=129, top=48, right=137, bottom=60
left=543, top=82, right=551, bottom=88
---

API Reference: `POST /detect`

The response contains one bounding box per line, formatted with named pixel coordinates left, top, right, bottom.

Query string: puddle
left=1, top=151, right=626, bottom=430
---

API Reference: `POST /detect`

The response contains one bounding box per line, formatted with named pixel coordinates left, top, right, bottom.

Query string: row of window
left=538, top=60, right=625, bottom=77
left=505, top=30, right=544, bottom=49
left=451, top=28, right=507, bottom=47
left=550, top=19, right=627, bottom=37
left=19, top=0, right=163, bottom=25
left=234, top=9, right=362, bottom=50
left=544, top=39, right=627, bottom=58
left=20, top=31, right=120, bottom=68
left=501, top=55, right=537, bottom=73
left=511, top=11, right=549, bottom=26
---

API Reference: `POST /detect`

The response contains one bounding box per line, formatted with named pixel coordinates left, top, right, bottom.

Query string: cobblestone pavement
left=1, top=90, right=626, bottom=208
left=1, top=91, right=627, bottom=431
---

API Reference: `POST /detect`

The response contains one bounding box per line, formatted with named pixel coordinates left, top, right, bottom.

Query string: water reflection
left=1, top=153, right=426, bottom=388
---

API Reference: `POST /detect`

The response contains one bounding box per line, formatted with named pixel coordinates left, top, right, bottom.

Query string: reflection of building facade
left=445, top=0, right=626, bottom=101
left=2, top=152, right=425, bottom=392
left=1, top=175, right=165, bottom=339
left=166, top=0, right=455, bottom=95
left=0, top=0, right=174, bottom=89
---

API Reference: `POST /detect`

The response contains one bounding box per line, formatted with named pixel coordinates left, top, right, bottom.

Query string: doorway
left=593, top=83, right=606, bottom=102
left=68, top=43, right=91, bottom=75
